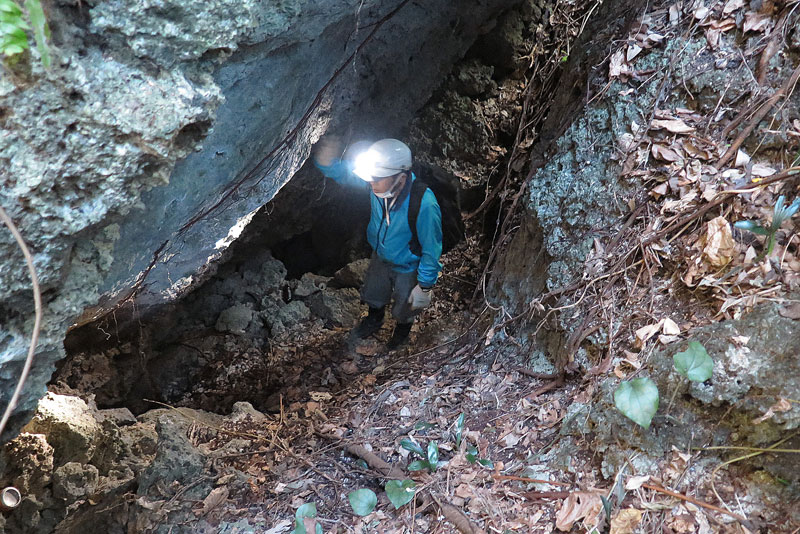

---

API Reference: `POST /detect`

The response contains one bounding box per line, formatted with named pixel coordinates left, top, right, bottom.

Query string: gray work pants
left=360, top=254, right=418, bottom=324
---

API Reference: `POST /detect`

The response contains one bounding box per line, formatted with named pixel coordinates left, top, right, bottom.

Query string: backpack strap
left=407, top=179, right=428, bottom=257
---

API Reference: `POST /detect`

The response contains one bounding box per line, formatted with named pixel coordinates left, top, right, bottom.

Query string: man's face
left=369, top=173, right=403, bottom=195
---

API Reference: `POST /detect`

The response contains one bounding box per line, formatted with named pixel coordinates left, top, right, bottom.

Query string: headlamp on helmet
left=352, top=138, right=412, bottom=182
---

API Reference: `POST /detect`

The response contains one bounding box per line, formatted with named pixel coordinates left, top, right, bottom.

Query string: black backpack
left=407, top=162, right=465, bottom=256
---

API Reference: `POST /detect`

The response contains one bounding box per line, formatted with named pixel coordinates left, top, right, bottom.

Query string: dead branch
left=491, top=474, right=572, bottom=487
left=521, top=491, right=571, bottom=500
left=756, top=10, right=789, bottom=85
left=716, top=63, right=800, bottom=169
left=644, top=165, right=800, bottom=246
left=640, top=483, right=754, bottom=528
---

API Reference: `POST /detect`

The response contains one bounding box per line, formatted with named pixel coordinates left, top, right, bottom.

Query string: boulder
left=2, top=433, right=54, bottom=493
left=215, top=304, right=254, bottom=335
left=137, top=409, right=220, bottom=500
left=306, top=288, right=362, bottom=328
left=331, top=259, right=371, bottom=289
left=96, top=407, right=138, bottom=427
left=22, top=393, right=101, bottom=466
left=260, top=297, right=311, bottom=336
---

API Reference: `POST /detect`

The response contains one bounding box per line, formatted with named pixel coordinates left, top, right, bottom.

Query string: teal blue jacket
left=316, top=159, right=443, bottom=288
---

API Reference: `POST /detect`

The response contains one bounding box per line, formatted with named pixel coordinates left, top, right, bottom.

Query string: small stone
left=230, top=402, right=267, bottom=422
left=293, top=272, right=330, bottom=297
left=215, top=304, right=254, bottom=334
left=53, top=462, right=99, bottom=502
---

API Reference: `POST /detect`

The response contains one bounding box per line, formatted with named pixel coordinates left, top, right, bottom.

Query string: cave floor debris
left=139, top=310, right=795, bottom=534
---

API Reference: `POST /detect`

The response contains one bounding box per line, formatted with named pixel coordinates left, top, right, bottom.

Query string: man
left=314, top=137, right=443, bottom=349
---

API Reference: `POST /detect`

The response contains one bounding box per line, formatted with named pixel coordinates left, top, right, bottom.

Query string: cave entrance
left=54, top=0, right=611, bottom=425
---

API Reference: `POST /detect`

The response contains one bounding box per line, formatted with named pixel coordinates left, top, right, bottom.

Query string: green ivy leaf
left=385, top=479, right=416, bottom=509
left=24, top=0, right=50, bottom=68
left=614, top=377, right=659, bottom=429
left=673, top=341, right=713, bottom=382
left=348, top=488, right=377, bottom=517
left=733, top=220, right=769, bottom=235
left=477, top=458, right=494, bottom=469
left=400, top=438, right=425, bottom=457
left=465, top=445, right=478, bottom=464
left=455, top=413, right=465, bottom=448
left=407, top=460, right=428, bottom=471
left=427, top=441, right=439, bottom=471
left=293, top=503, right=322, bottom=534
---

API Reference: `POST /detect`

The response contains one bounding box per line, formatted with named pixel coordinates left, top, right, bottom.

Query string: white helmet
left=353, top=138, right=412, bottom=182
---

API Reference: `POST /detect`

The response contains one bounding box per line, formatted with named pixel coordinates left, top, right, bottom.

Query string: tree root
left=428, top=493, right=487, bottom=534
left=341, top=443, right=405, bottom=479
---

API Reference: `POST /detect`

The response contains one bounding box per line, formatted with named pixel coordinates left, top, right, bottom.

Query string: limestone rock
left=331, top=259, right=370, bottom=289
left=1, top=0, right=516, bottom=442
left=452, top=59, right=497, bottom=96
left=22, top=393, right=101, bottom=466
left=652, top=302, right=800, bottom=434
left=96, top=407, right=138, bottom=427
left=306, top=288, right=361, bottom=328
left=119, top=422, right=159, bottom=470
left=2, top=433, right=54, bottom=493
left=230, top=402, right=267, bottom=423
left=293, top=272, right=330, bottom=297
left=137, top=409, right=220, bottom=499
left=260, top=297, right=311, bottom=336
left=53, top=462, right=99, bottom=502
left=215, top=304, right=254, bottom=335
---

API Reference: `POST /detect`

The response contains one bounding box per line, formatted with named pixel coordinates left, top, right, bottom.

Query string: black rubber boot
left=353, top=307, right=384, bottom=339
left=387, top=322, right=413, bottom=350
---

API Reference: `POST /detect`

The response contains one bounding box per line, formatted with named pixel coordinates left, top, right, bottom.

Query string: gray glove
left=408, top=284, right=432, bottom=310
left=313, top=136, right=342, bottom=167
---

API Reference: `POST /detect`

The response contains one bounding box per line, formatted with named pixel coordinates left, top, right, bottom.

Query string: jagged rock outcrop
left=1, top=0, right=517, bottom=440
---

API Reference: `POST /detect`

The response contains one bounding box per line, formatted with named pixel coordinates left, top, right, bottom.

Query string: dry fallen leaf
left=723, top=0, right=746, bottom=14
left=743, top=11, right=772, bottom=32
left=753, top=397, right=793, bottom=424
left=626, top=44, right=643, bottom=61
left=669, top=4, right=681, bottom=24
left=264, top=520, right=292, bottom=534
left=651, top=118, right=695, bottom=134
left=734, top=149, right=751, bottom=167
left=611, top=508, right=644, bottom=534
left=662, top=318, right=681, bottom=335
left=625, top=475, right=651, bottom=490
left=610, top=49, right=632, bottom=79
left=200, top=487, right=228, bottom=515
left=702, top=216, right=735, bottom=267
left=779, top=303, right=800, bottom=319
left=635, top=321, right=663, bottom=347
left=555, top=492, right=603, bottom=531
left=652, top=144, right=683, bottom=162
